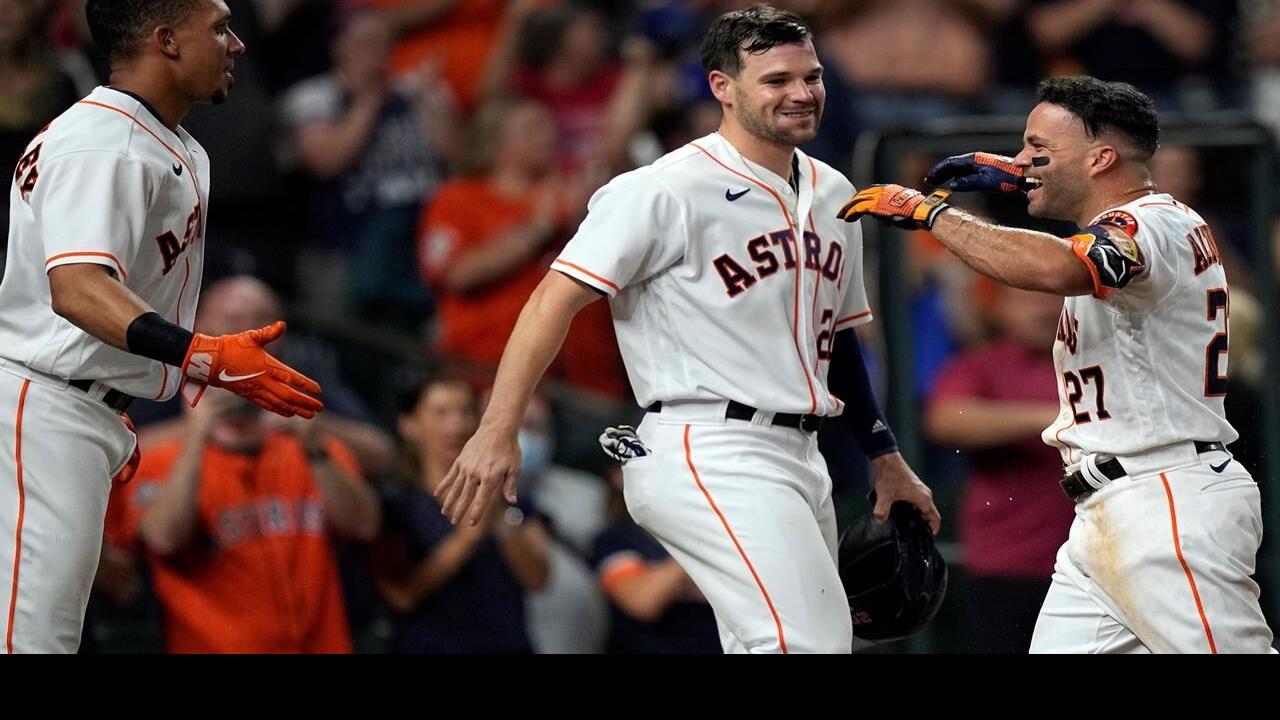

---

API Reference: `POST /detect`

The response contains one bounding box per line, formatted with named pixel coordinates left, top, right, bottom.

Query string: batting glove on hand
left=924, top=152, right=1033, bottom=193
left=837, top=185, right=952, bottom=230
left=181, top=321, right=325, bottom=418
left=599, top=425, right=651, bottom=464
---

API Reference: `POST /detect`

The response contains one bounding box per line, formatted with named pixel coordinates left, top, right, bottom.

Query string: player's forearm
left=930, top=208, right=1093, bottom=295
left=924, top=398, right=1060, bottom=449
left=309, top=451, right=382, bottom=542
left=47, top=264, right=154, bottom=351
left=1028, top=0, right=1118, bottom=52
left=495, top=519, right=550, bottom=591
left=377, top=0, right=461, bottom=37
left=608, top=559, right=690, bottom=622
left=478, top=271, right=601, bottom=435
left=137, top=424, right=212, bottom=556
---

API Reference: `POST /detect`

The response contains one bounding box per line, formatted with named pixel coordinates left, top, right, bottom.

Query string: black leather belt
left=1059, top=441, right=1226, bottom=502
left=647, top=400, right=825, bottom=433
left=69, top=379, right=136, bottom=414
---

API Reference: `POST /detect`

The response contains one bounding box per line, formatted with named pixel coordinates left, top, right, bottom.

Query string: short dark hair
left=85, top=0, right=201, bottom=63
left=1037, top=76, right=1160, bottom=159
left=700, top=3, right=813, bottom=77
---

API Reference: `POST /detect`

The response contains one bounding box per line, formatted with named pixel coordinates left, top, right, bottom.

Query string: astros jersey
left=0, top=86, right=208, bottom=400
left=553, top=132, right=872, bottom=416
left=1044, top=193, right=1237, bottom=463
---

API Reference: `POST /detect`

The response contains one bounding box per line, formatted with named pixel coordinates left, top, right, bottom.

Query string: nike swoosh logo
left=172, top=163, right=183, bottom=176
left=1210, top=459, right=1231, bottom=473
left=218, top=370, right=265, bottom=383
left=725, top=188, right=750, bottom=202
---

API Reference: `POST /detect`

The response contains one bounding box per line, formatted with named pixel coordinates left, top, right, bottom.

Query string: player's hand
left=924, top=152, right=1034, bottom=193
left=181, top=321, right=324, bottom=419
left=870, top=452, right=941, bottom=535
left=435, top=425, right=521, bottom=526
left=836, top=185, right=952, bottom=230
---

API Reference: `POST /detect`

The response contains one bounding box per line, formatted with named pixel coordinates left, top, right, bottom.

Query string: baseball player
left=840, top=75, right=1275, bottom=653
left=0, top=0, right=323, bottom=653
left=437, top=4, right=938, bottom=654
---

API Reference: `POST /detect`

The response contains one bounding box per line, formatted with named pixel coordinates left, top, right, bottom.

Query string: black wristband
left=828, top=328, right=899, bottom=459
left=126, top=312, right=194, bottom=367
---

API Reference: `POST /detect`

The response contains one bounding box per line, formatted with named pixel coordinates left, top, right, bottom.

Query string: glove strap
left=920, top=189, right=952, bottom=230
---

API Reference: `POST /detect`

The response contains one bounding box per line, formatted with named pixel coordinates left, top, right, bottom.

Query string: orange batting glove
left=837, top=185, right=952, bottom=230
left=180, top=321, right=324, bottom=418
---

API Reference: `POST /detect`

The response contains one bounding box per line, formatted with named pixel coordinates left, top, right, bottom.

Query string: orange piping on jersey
left=1052, top=410, right=1076, bottom=465
left=689, top=142, right=817, bottom=413
left=551, top=259, right=620, bottom=292
left=6, top=379, right=29, bottom=654
left=45, top=251, right=127, bottom=282
left=156, top=256, right=193, bottom=399
left=792, top=242, right=818, bottom=413
left=805, top=161, right=823, bottom=405
left=689, top=142, right=795, bottom=227
left=835, top=310, right=872, bottom=327
left=76, top=100, right=199, bottom=195
left=155, top=365, right=169, bottom=401
left=808, top=213, right=823, bottom=379
left=684, top=424, right=787, bottom=653
left=1160, top=472, right=1218, bottom=653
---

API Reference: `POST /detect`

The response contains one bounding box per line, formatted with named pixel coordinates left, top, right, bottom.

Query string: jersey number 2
left=1205, top=288, right=1229, bottom=396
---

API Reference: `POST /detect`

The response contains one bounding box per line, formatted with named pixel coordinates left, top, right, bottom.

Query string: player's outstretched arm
left=48, top=263, right=324, bottom=418
left=928, top=208, right=1094, bottom=296
left=436, top=270, right=603, bottom=526
left=835, top=187, right=1094, bottom=296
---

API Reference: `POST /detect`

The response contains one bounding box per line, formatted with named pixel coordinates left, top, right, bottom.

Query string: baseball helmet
left=837, top=499, right=948, bottom=641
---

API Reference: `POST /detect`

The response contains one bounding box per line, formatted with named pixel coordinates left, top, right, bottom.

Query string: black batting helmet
left=838, top=500, right=948, bottom=641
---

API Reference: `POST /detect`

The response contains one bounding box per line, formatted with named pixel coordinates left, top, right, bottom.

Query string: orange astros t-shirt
left=107, top=433, right=362, bottom=654
left=418, top=177, right=549, bottom=370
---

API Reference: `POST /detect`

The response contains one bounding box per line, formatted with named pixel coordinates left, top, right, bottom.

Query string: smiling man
left=840, top=76, right=1275, bottom=654
left=435, top=3, right=939, bottom=654
left=0, top=0, right=323, bottom=653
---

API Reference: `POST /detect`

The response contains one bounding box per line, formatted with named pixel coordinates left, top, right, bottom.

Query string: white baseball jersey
left=553, top=132, right=871, bottom=416
left=1, top=86, right=208, bottom=401
left=1043, top=193, right=1237, bottom=465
